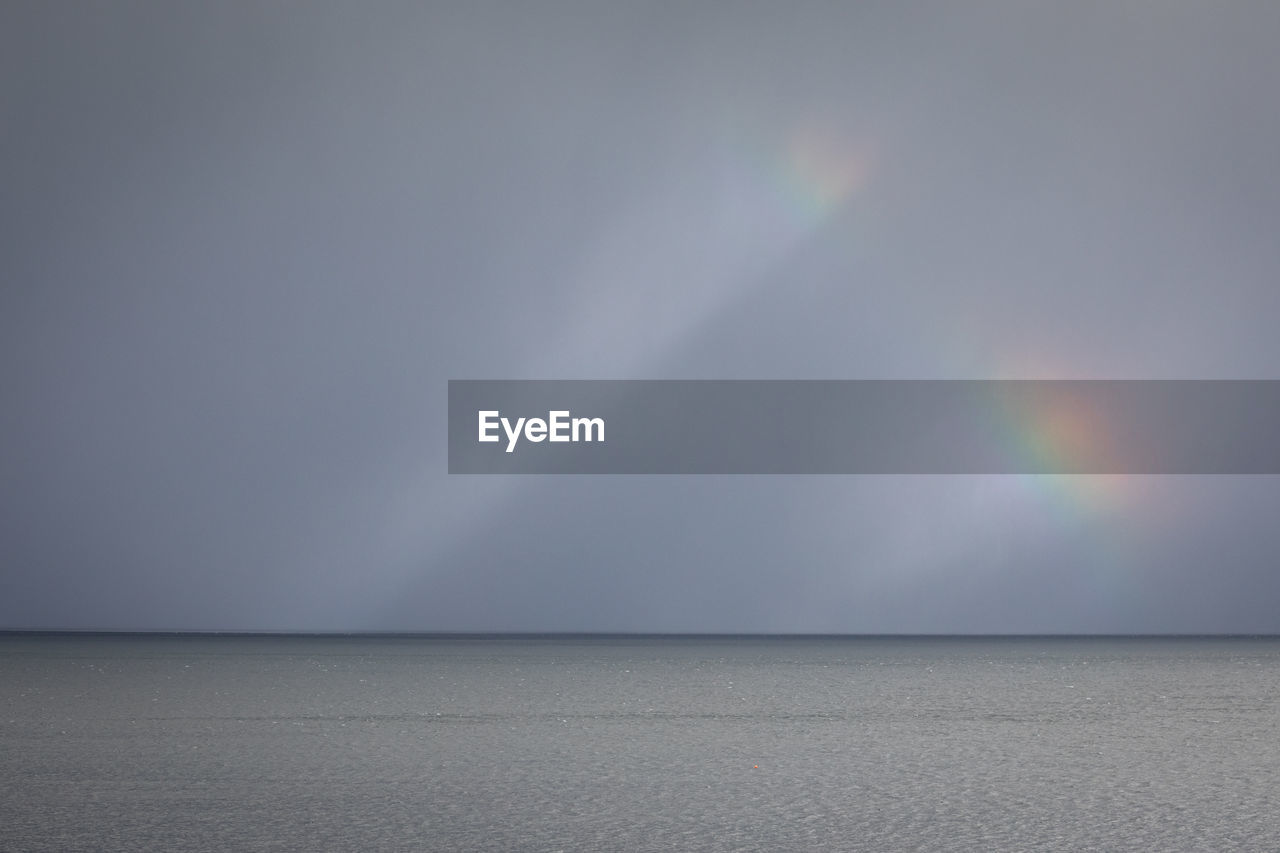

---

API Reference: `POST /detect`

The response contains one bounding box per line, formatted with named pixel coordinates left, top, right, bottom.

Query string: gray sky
left=3, top=2, right=1279, bottom=632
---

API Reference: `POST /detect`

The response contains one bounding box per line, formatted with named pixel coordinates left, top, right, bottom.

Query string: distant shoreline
left=2, top=630, right=1277, bottom=640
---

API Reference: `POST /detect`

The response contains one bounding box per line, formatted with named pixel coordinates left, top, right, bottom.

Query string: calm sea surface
left=2, top=635, right=1278, bottom=851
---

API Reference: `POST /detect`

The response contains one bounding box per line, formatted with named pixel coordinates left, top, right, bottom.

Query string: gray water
left=2, top=635, right=1278, bottom=852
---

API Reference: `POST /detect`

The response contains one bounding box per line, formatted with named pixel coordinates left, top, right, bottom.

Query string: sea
left=2, top=634, right=1278, bottom=852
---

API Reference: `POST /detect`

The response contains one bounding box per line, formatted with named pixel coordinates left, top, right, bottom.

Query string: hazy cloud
left=3, top=2, right=1278, bottom=631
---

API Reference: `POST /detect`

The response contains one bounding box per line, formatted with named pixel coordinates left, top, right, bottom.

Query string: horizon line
left=2, top=629, right=1278, bottom=640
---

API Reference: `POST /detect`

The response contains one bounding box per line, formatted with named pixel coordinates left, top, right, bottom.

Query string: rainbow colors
left=780, top=125, right=876, bottom=222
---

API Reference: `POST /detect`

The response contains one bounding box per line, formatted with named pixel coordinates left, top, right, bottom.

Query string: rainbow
left=760, top=122, right=1149, bottom=534
left=778, top=124, right=876, bottom=223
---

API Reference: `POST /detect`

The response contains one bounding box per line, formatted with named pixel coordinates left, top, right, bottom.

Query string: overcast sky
left=3, top=2, right=1279, bottom=632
